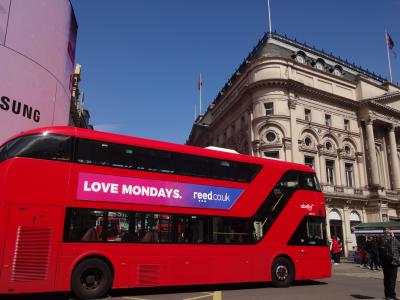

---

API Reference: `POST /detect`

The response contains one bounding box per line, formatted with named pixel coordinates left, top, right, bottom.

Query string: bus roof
left=3, top=126, right=314, bottom=173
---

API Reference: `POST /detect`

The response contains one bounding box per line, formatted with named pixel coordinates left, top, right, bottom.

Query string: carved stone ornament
left=288, top=98, right=297, bottom=110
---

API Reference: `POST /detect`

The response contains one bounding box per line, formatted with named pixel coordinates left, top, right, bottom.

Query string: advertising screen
left=0, top=0, right=76, bottom=143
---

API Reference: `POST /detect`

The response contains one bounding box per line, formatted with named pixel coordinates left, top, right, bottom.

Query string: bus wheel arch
left=71, top=255, right=114, bottom=300
left=271, top=255, right=295, bottom=287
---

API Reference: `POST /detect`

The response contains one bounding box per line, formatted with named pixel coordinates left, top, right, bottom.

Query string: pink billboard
left=0, top=0, right=77, bottom=143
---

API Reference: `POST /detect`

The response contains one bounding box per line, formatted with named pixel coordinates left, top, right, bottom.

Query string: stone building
left=69, top=64, right=93, bottom=129
left=187, top=32, right=400, bottom=256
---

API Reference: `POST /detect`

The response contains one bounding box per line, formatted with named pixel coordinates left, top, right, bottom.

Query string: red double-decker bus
left=0, top=126, right=331, bottom=299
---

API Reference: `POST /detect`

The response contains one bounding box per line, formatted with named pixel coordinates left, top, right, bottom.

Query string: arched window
left=295, top=52, right=306, bottom=64
left=329, top=209, right=342, bottom=221
left=305, top=137, right=312, bottom=147
left=266, top=131, right=277, bottom=142
left=315, top=59, right=325, bottom=71
left=325, top=141, right=332, bottom=151
left=332, top=65, right=343, bottom=76
left=344, top=145, right=351, bottom=155
left=350, top=211, right=361, bottom=222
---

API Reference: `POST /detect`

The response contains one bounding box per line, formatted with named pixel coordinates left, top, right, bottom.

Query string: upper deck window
left=135, top=148, right=174, bottom=174
left=2, top=133, right=72, bottom=162
left=176, top=153, right=209, bottom=177
left=0, top=144, right=6, bottom=163
left=76, top=139, right=134, bottom=169
left=74, top=138, right=261, bottom=183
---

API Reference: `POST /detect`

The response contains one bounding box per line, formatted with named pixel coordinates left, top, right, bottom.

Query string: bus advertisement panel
left=77, top=172, right=244, bottom=210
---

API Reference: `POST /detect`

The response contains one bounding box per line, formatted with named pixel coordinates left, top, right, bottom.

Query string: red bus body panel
left=0, top=127, right=331, bottom=295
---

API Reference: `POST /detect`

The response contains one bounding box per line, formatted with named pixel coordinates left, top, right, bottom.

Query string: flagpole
left=267, top=0, right=272, bottom=33
left=194, top=104, right=197, bottom=120
left=199, top=73, right=202, bottom=115
left=386, top=29, right=393, bottom=83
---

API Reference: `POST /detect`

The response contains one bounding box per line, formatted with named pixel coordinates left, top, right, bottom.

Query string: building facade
left=187, top=32, right=400, bottom=256
left=69, top=64, right=93, bottom=129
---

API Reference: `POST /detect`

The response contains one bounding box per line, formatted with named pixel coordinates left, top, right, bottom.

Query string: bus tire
left=71, top=258, right=113, bottom=300
left=271, top=257, right=294, bottom=287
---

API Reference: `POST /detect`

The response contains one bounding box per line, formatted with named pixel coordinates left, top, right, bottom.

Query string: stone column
left=325, top=203, right=332, bottom=242
left=283, top=138, right=292, bottom=162
left=354, top=157, right=361, bottom=189
left=342, top=206, right=352, bottom=257
left=388, top=125, right=400, bottom=190
left=365, top=118, right=380, bottom=187
left=248, top=108, right=254, bottom=156
left=337, top=149, right=345, bottom=187
left=356, top=152, right=366, bottom=189
left=318, top=145, right=325, bottom=184
left=288, top=97, right=298, bottom=163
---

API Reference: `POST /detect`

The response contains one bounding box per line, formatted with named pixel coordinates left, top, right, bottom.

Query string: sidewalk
left=332, top=261, right=390, bottom=281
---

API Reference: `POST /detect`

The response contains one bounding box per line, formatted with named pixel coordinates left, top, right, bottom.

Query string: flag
left=198, top=74, right=202, bottom=91
left=387, top=32, right=395, bottom=50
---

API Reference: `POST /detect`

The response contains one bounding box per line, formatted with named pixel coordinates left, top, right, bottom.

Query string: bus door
left=0, top=205, right=62, bottom=294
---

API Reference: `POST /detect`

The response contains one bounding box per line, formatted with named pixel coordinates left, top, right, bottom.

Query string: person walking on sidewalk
left=331, top=235, right=342, bottom=265
left=379, top=228, right=400, bottom=300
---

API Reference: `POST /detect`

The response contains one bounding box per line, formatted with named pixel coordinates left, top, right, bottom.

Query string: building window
left=325, top=114, right=332, bottom=127
left=344, top=119, right=350, bottom=131
left=333, top=67, right=342, bottom=76
left=266, top=131, right=277, bottom=142
left=295, top=53, right=306, bottom=64
left=344, top=145, right=351, bottom=155
left=345, top=163, right=354, bottom=187
left=304, top=156, right=315, bottom=169
left=264, top=103, right=274, bottom=116
left=305, top=109, right=312, bottom=121
left=326, top=160, right=335, bottom=185
left=315, top=61, right=324, bottom=70
left=264, top=151, right=279, bottom=159
left=304, top=137, right=312, bottom=147
left=325, top=141, right=333, bottom=151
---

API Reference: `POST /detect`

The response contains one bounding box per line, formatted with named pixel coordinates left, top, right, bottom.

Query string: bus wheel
left=271, top=257, right=294, bottom=287
left=71, top=258, right=113, bottom=300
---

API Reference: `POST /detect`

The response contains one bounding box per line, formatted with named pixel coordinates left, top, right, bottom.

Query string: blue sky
left=71, top=0, right=400, bottom=144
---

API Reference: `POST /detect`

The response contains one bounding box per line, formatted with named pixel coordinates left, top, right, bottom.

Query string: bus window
left=105, top=211, right=130, bottom=242
left=176, top=154, right=209, bottom=178
left=175, top=215, right=208, bottom=243
left=64, top=208, right=105, bottom=242
left=211, top=217, right=250, bottom=244
left=235, top=163, right=262, bottom=182
left=134, top=213, right=161, bottom=243
left=277, top=171, right=299, bottom=189
left=135, top=148, right=174, bottom=174
left=5, top=134, right=72, bottom=161
left=76, top=139, right=134, bottom=169
left=209, top=159, right=236, bottom=181
left=252, top=171, right=300, bottom=241
left=0, top=144, right=6, bottom=163
left=288, top=216, right=327, bottom=246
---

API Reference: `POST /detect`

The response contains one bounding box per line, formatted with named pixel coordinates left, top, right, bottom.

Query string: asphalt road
left=2, top=263, right=394, bottom=300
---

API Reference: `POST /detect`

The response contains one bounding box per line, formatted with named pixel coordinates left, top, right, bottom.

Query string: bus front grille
left=11, top=226, right=52, bottom=282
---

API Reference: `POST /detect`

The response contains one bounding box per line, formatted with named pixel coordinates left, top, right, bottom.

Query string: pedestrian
left=365, top=236, right=372, bottom=268
left=379, top=228, right=400, bottom=300
left=369, top=236, right=380, bottom=271
left=331, top=235, right=342, bottom=265
left=359, top=246, right=368, bottom=268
